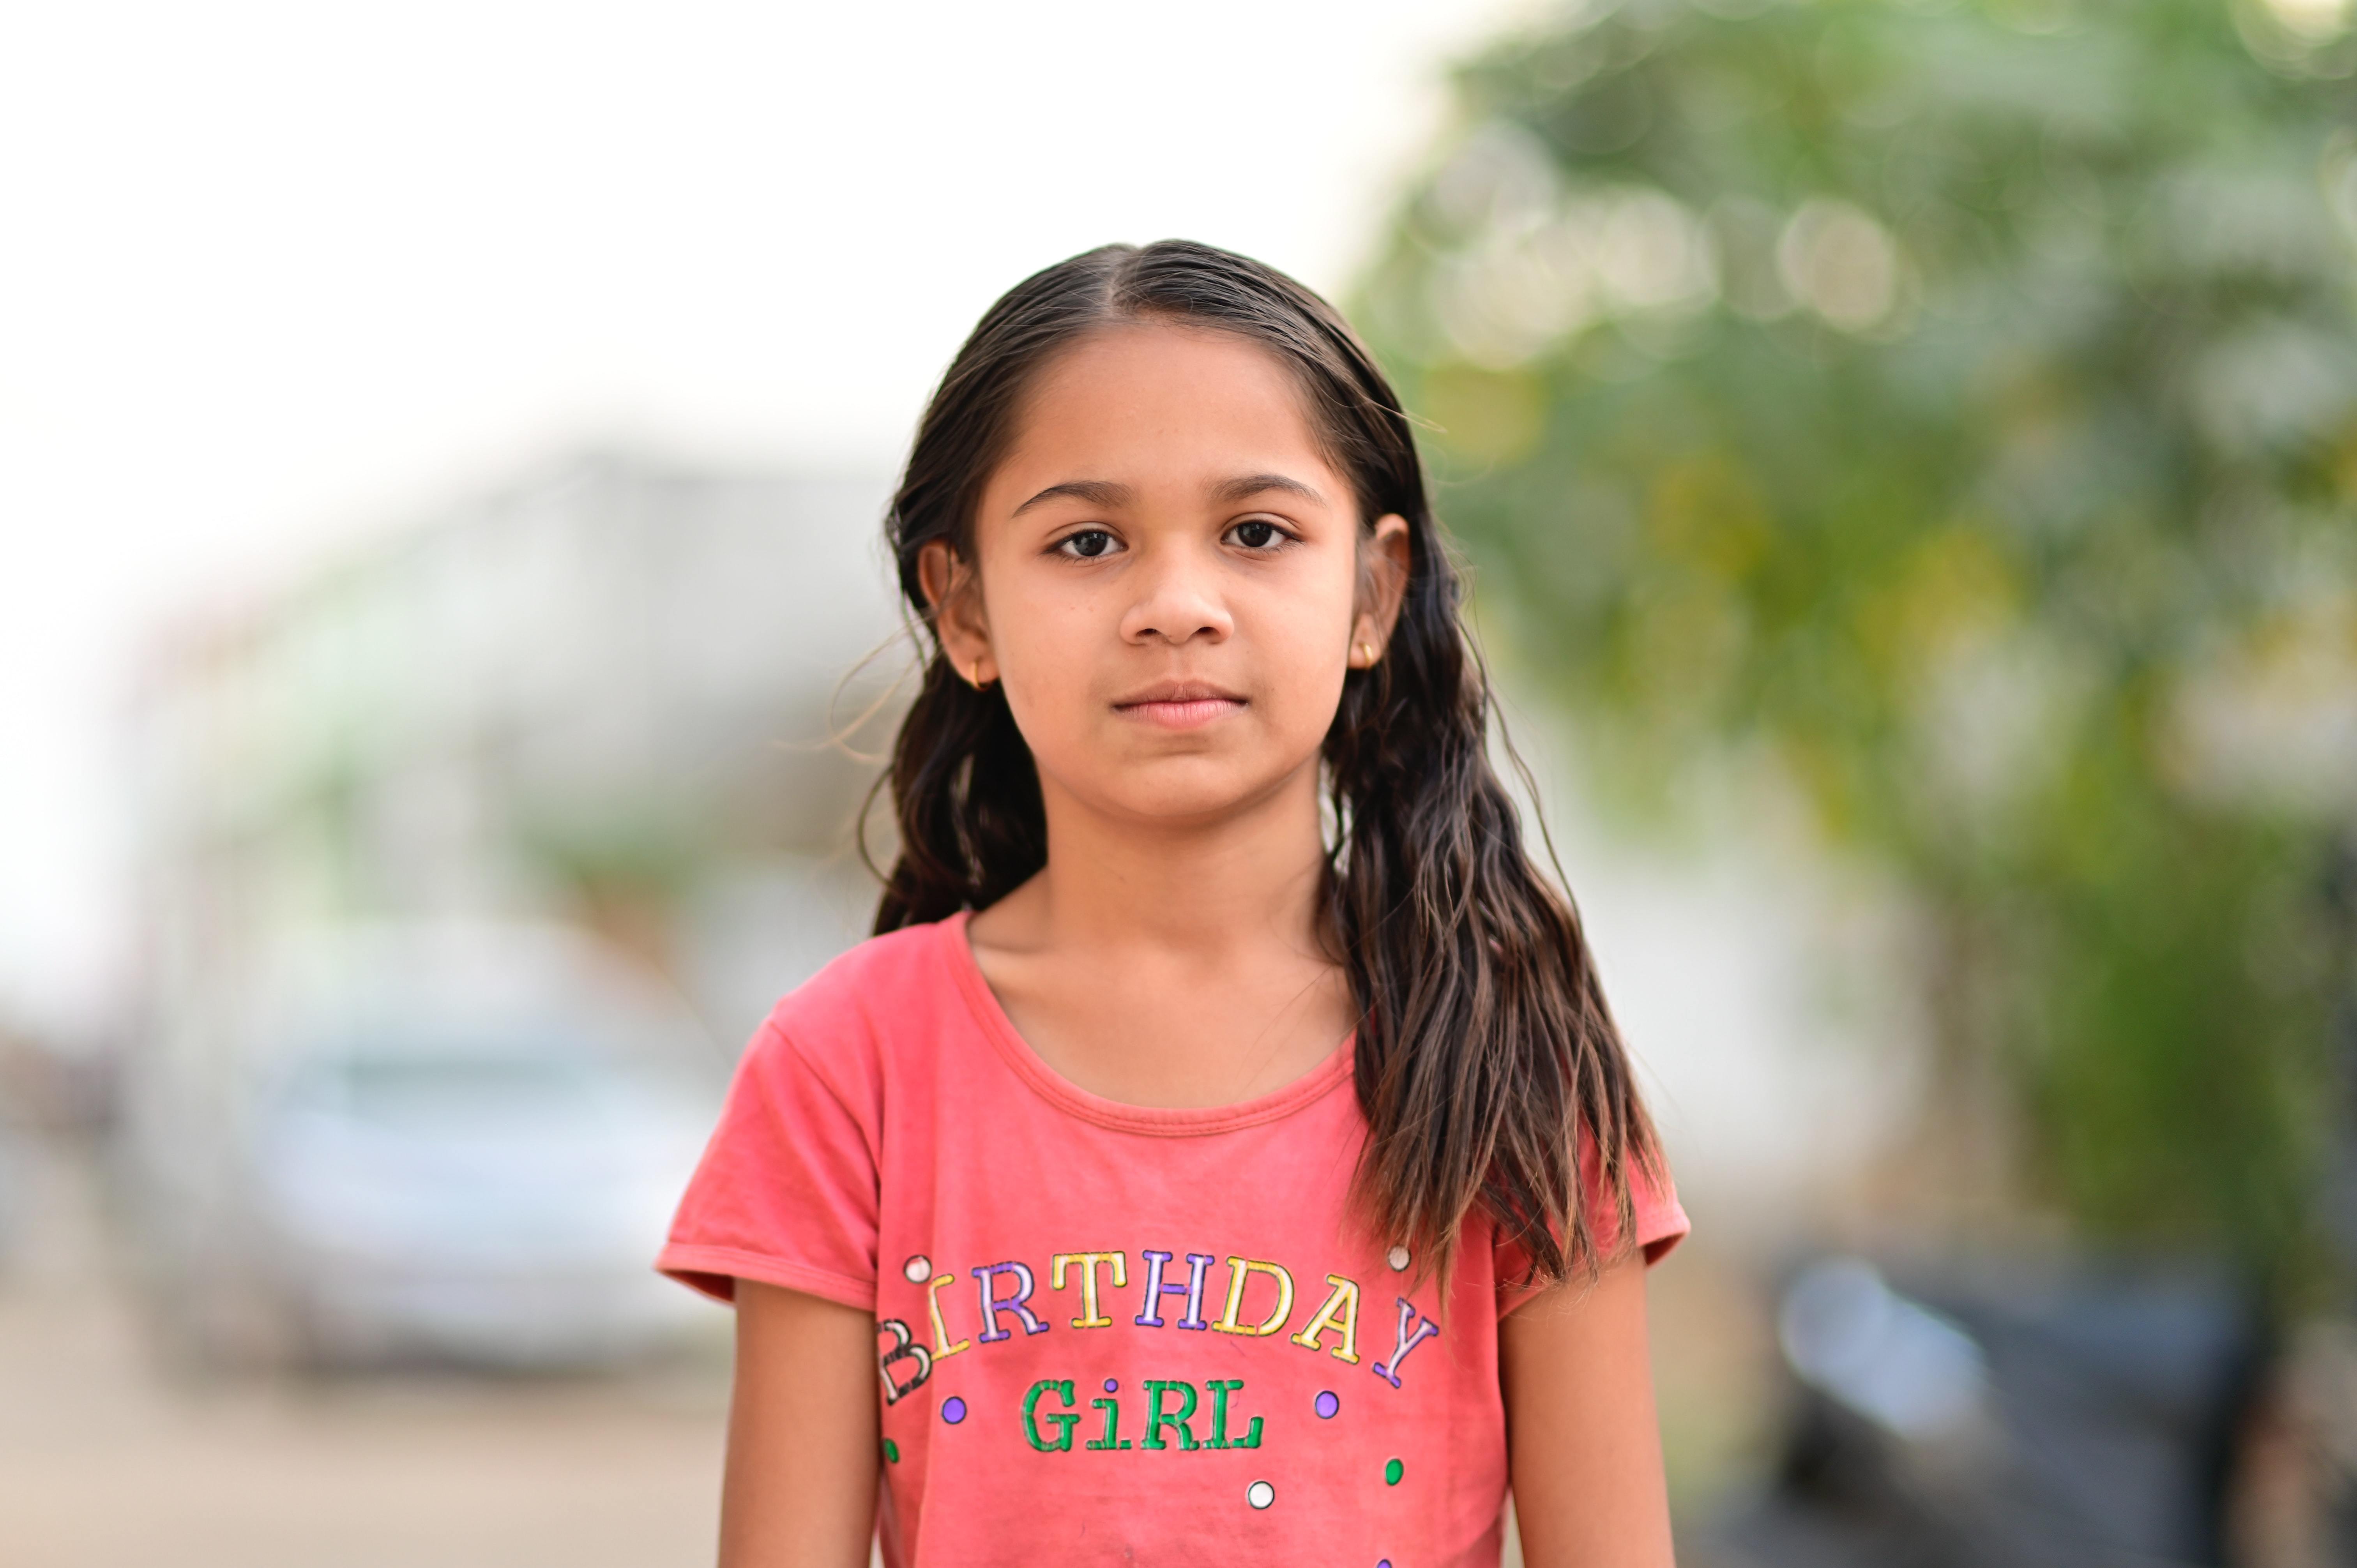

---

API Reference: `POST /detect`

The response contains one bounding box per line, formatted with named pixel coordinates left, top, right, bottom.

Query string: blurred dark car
left=122, top=922, right=725, bottom=1370
left=1700, top=1254, right=2263, bottom=1568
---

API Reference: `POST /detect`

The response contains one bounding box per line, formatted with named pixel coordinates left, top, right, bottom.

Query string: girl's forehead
left=989, top=324, right=1340, bottom=498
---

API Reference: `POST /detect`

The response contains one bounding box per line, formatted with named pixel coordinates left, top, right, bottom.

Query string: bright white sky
left=0, top=0, right=1534, bottom=1035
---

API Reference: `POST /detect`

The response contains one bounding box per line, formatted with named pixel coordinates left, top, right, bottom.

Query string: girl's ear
left=917, top=539, right=998, bottom=688
left=1349, top=514, right=1413, bottom=669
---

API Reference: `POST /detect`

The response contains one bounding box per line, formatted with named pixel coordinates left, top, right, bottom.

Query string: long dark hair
left=869, top=240, right=1657, bottom=1285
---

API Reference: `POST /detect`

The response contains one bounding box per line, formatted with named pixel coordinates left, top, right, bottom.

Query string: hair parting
left=864, top=240, right=1659, bottom=1288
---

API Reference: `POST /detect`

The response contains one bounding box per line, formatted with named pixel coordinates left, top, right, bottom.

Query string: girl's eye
left=1228, top=519, right=1286, bottom=550
left=1057, top=529, right=1118, bottom=560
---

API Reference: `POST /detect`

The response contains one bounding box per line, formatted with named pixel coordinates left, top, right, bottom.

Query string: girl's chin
left=1049, top=760, right=1325, bottom=828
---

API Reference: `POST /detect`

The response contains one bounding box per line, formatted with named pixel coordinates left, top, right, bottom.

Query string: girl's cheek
left=997, top=606, right=1098, bottom=707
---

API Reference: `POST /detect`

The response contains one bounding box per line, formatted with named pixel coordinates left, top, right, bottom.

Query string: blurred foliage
left=1360, top=0, right=2357, bottom=1284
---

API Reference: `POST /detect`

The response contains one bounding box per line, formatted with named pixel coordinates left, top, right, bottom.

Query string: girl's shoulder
left=750, top=915, right=969, bottom=1077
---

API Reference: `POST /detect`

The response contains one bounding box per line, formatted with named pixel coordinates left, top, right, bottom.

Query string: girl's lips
left=1115, top=696, right=1247, bottom=731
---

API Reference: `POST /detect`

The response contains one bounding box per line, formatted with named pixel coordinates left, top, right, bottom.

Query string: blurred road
left=0, top=1132, right=731, bottom=1568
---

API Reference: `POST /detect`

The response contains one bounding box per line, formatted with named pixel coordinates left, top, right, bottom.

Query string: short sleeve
left=1494, top=1137, right=1690, bottom=1318
left=656, top=1018, right=882, bottom=1310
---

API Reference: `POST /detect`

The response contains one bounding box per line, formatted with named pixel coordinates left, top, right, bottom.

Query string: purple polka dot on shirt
left=941, top=1396, right=966, bottom=1425
left=1103, top=1378, right=1118, bottom=1393
left=1315, top=1390, right=1339, bottom=1419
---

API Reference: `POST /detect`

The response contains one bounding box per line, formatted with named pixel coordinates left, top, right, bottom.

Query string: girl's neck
left=1019, top=765, right=1329, bottom=960
left=965, top=760, right=1352, bottom=1110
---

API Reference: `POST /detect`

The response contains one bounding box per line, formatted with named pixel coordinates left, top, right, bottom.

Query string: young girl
left=658, top=240, right=1686, bottom=1568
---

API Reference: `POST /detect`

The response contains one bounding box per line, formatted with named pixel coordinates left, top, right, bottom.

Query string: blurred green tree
left=1360, top=0, right=2357, bottom=1284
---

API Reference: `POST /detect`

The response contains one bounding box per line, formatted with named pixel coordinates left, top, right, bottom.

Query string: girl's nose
left=1119, top=544, right=1234, bottom=648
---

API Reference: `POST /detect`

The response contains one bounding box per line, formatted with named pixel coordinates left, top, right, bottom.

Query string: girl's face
left=924, top=323, right=1409, bottom=830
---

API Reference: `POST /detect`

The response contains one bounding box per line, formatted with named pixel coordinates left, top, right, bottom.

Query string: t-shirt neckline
left=942, top=910, right=1355, bottom=1138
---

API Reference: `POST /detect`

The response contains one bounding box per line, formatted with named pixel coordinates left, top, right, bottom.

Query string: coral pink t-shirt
left=659, top=913, right=1686, bottom=1568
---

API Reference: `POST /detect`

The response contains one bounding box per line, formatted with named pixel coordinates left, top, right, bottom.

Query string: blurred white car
left=125, top=921, right=725, bottom=1370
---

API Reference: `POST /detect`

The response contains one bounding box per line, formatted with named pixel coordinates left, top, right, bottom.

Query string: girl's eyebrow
left=1012, top=479, right=1132, bottom=516
left=1209, top=473, right=1326, bottom=507
left=1010, top=473, right=1326, bottom=516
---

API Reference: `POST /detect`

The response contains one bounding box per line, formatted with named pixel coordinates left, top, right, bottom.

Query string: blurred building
left=113, top=450, right=905, bottom=1368
left=127, top=449, right=901, bottom=1054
